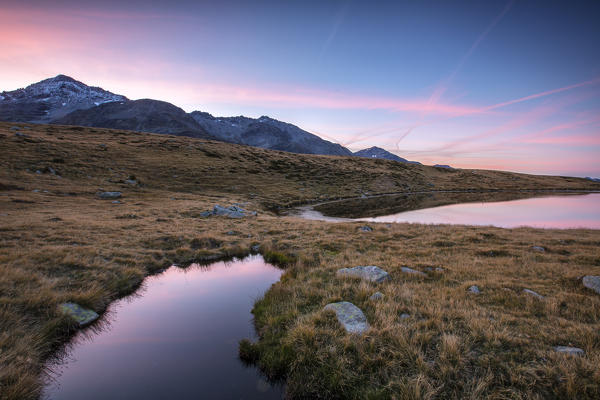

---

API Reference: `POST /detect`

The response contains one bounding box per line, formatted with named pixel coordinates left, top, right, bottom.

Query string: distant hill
left=353, top=146, right=421, bottom=164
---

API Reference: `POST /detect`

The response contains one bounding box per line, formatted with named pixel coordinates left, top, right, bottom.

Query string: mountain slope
left=190, top=112, right=352, bottom=156
left=353, top=146, right=421, bottom=164
left=53, top=99, right=214, bottom=139
left=0, top=75, right=126, bottom=123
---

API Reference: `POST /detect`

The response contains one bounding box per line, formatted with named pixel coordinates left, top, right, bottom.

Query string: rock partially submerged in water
left=582, top=275, right=600, bottom=294
left=59, top=302, right=99, bottom=326
left=554, top=346, right=584, bottom=356
left=324, top=301, right=369, bottom=334
left=337, top=265, right=390, bottom=283
left=97, top=191, right=122, bottom=200
left=400, top=266, right=426, bottom=276
left=202, top=204, right=257, bottom=219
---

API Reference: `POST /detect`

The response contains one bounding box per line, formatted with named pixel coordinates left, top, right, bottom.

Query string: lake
left=44, top=255, right=283, bottom=400
left=295, top=192, right=600, bottom=229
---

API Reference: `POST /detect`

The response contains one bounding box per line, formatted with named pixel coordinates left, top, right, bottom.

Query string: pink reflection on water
left=359, top=193, right=600, bottom=229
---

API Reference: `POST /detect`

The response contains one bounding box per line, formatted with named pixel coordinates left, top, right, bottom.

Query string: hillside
left=1, top=122, right=599, bottom=400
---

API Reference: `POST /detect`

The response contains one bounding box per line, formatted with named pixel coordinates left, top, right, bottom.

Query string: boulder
left=59, top=302, right=99, bottom=326
left=523, top=288, right=544, bottom=299
left=468, top=285, right=480, bottom=294
left=400, top=266, right=426, bottom=276
left=359, top=225, right=373, bottom=232
left=531, top=246, right=545, bottom=252
left=369, top=292, right=384, bottom=300
left=97, top=191, right=122, bottom=200
left=337, top=266, right=390, bottom=283
left=554, top=346, right=584, bottom=356
left=399, top=313, right=410, bottom=320
left=582, top=276, right=600, bottom=294
left=210, top=204, right=257, bottom=218
left=324, top=301, right=369, bottom=334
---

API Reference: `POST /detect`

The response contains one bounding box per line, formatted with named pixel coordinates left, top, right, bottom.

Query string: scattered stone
left=226, top=231, right=236, bottom=235
left=204, top=204, right=257, bottom=218
left=15, top=132, right=28, bottom=138
left=359, top=225, right=373, bottom=232
left=424, top=267, right=445, bottom=272
left=9, top=126, right=20, bottom=131
left=337, top=265, right=390, bottom=283
left=32, top=189, right=40, bottom=193
left=58, top=302, right=99, bottom=327
left=124, top=179, right=138, bottom=185
left=582, top=276, right=600, bottom=294
left=35, top=170, right=41, bottom=174
left=468, top=285, right=481, bottom=294
left=400, top=266, right=426, bottom=276
left=324, top=301, right=369, bottom=334
left=554, top=346, right=584, bottom=356
left=97, top=191, right=122, bottom=200
left=111, top=200, right=121, bottom=204
left=523, top=288, right=544, bottom=299
left=531, top=246, right=545, bottom=252
left=369, top=292, right=384, bottom=300
left=399, top=313, right=410, bottom=320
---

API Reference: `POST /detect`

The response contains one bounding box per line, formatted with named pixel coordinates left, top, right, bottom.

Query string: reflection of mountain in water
left=313, top=191, right=590, bottom=219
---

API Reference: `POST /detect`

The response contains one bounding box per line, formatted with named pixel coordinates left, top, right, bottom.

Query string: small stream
left=43, top=255, right=283, bottom=400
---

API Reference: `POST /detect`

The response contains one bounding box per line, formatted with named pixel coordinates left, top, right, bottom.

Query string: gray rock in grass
left=468, top=285, right=481, bottom=294
left=337, top=265, right=390, bottom=283
left=97, top=191, right=122, bottom=200
left=582, top=275, right=600, bottom=294
left=400, top=266, right=426, bottom=276
left=554, top=346, right=584, bottom=356
left=369, top=292, right=384, bottom=301
left=324, top=301, right=369, bottom=334
left=523, top=288, right=544, bottom=299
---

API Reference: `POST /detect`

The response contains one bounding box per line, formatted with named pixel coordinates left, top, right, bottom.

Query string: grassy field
left=1, top=121, right=599, bottom=399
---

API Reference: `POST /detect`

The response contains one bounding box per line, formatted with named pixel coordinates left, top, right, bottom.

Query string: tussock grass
left=0, top=122, right=599, bottom=399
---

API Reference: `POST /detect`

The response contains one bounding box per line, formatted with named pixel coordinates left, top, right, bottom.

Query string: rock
left=9, top=126, right=20, bottom=131
left=369, top=292, right=384, bottom=300
left=251, top=244, right=260, bottom=253
left=359, top=225, right=373, bottom=232
left=211, top=204, right=257, bottom=218
left=468, top=285, right=480, bottom=294
left=59, top=302, right=99, bottom=326
left=424, top=267, right=444, bottom=272
left=523, top=288, right=544, bottom=299
left=124, top=179, right=137, bottom=185
left=554, top=346, right=584, bottom=356
left=200, top=211, right=212, bottom=217
left=531, top=246, right=545, bottom=252
left=582, top=276, right=600, bottom=294
left=400, top=266, right=426, bottom=276
left=399, top=313, right=410, bottom=320
left=111, top=200, right=121, bottom=204
left=324, top=301, right=369, bottom=334
left=337, top=265, right=390, bottom=283
left=97, top=191, right=122, bottom=200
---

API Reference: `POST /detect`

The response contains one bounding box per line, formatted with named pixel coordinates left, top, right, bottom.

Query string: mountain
left=54, top=99, right=214, bottom=139
left=1, top=75, right=414, bottom=159
left=353, top=146, right=421, bottom=164
left=190, top=112, right=352, bottom=156
left=434, top=164, right=454, bottom=169
left=0, top=75, right=126, bottom=123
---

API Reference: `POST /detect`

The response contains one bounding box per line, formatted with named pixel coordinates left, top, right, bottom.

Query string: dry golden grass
left=0, top=121, right=599, bottom=399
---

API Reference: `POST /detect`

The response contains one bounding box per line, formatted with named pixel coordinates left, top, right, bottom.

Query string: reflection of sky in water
left=358, top=194, right=600, bottom=229
left=44, top=255, right=283, bottom=400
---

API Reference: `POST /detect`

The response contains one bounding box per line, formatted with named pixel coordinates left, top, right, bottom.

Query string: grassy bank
left=1, top=121, right=599, bottom=399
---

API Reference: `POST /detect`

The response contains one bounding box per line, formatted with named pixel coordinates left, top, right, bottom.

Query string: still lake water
left=44, top=255, right=283, bottom=400
left=300, top=192, right=600, bottom=229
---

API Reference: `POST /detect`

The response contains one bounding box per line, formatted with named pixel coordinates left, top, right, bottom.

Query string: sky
left=1, top=0, right=599, bottom=177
